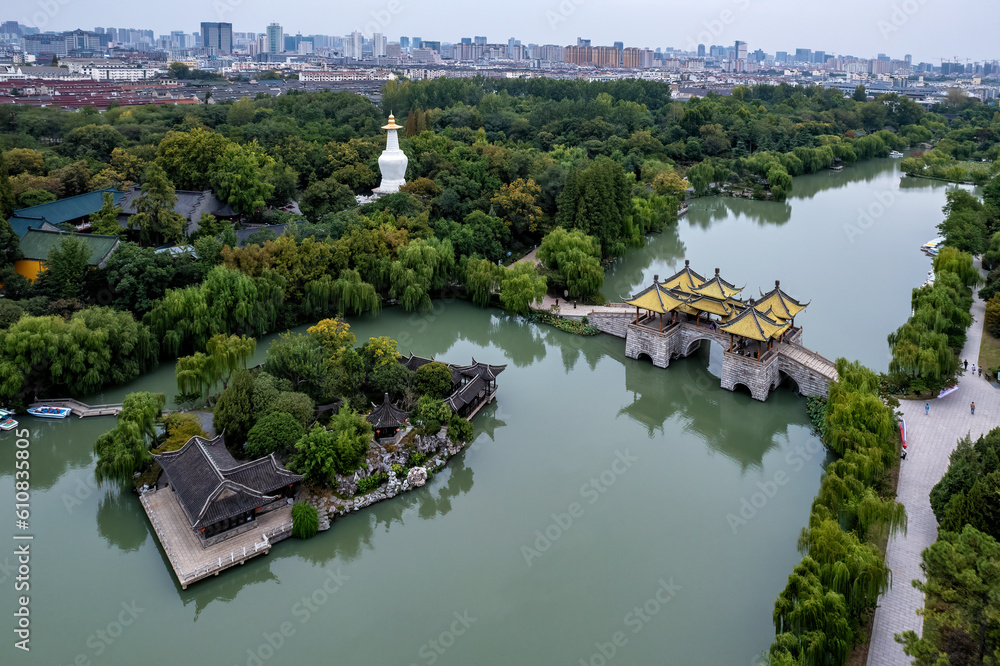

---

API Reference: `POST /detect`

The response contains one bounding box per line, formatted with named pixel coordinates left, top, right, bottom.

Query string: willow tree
left=771, top=557, right=851, bottom=665
left=176, top=352, right=214, bottom=405
left=499, top=262, right=547, bottom=315
left=537, top=227, right=604, bottom=299
left=206, top=333, right=256, bottom=389
left=464, top=258, right=504, bottom=307
left=94, top=391, right=165, bottom=485
left=303, top=270, right=380, bottom=317
left=389, top=238, right=455, bottom=313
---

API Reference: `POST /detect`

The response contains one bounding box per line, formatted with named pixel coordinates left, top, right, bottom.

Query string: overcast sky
left=17, top=0, right=997, bottom=64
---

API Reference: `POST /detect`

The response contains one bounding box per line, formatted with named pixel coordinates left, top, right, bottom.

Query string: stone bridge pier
left=591, top=310, right=835, bottom=402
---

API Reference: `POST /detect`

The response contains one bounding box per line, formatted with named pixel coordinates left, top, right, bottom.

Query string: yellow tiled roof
left=692, top=268, right=743, bottom=300
left=660, top=260, right=705, bottom=294
left=626, top=284, right=689, bottom=314
left=682, top=294, right=734, bottom=317
left=719, top=305, right=788, bottom=342
left=757, top=280, right=808, bottom=319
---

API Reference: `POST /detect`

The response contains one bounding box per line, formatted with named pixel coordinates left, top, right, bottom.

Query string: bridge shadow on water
left=618, top=339, right=812, bottom=472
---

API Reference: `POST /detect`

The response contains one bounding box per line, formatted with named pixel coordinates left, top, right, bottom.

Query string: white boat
left=890, top=150, right=904, bottom=158
left=0, top=409, right=10, bottom=418
left=27, top=406, right=71, bottom=419
left=0, top=417, right=17, bottom=431
left=921, top=236, right=946, bottom=252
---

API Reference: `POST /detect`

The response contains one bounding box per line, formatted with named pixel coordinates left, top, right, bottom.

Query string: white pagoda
left=373, top=112, right=408, bottom=195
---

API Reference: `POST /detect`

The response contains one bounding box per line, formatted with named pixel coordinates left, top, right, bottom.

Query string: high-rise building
left=411, top=37, right=422, bottom=49
left=734, top=40, right=747, bottom=62
left=200, top=22, right=232, bottom=54
left=345, top=31, right=363, bottom=59
left=400, top=36, right=410, bottom=50
left=794, top=48, right=811, bottom=63
left=697, top=43, right=706, bottom=57
left=474, top=35, right=486, bottom=45
left=576, top=37, right=591, bottom=47
left=813, top=50, right=826, bottom=64
left=461, top=37, right=471, bottom=44
left=904, top=53, right=912, bottom=65
left=373, top=33, right=386, bottom=57
left=266, top=22, right=283, bottom=54
left=775, top=51, right=787, bottom=63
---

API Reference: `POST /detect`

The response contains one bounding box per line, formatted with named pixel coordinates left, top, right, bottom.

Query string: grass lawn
left=978, top=325, right=1000, bottom=381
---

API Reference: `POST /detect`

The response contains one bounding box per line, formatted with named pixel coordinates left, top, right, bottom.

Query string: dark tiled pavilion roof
left=366, top=393, right=409, bottom=429
left=153, top=434, right=302, bottom=530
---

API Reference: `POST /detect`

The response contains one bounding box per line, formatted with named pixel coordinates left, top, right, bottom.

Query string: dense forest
left=0, top=79, right=998, bottom=406
left=2, top=78, right=1000, bottom=663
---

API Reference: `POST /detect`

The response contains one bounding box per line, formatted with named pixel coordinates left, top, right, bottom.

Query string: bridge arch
left=777, top=371, right=802, bottom=395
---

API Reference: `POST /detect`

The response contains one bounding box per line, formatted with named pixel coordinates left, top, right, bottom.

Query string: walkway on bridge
left=867, top=280, right=999, bottom=666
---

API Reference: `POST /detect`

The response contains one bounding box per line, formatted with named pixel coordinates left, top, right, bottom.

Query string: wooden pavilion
left=153, top=434, right=302, bottom=547
left=366, top=393, right=409, bottom=440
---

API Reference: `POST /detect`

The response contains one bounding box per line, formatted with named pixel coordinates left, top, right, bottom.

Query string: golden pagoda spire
left=382, top=110, right=403, bottom=130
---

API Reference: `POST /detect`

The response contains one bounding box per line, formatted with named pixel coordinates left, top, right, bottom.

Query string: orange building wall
left=14, top=260, right=45, bottom=282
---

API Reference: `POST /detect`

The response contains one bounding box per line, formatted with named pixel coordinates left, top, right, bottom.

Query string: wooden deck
left=140, top=487, right=293, bottom=589
left=30, top=398, right=123, bottom=418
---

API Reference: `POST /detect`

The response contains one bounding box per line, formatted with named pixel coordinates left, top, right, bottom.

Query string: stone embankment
left=299, top=429, right=467, bottom=529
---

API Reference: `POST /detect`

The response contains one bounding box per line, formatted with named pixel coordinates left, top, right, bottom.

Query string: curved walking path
left=867, top=280, right=999, bottom=666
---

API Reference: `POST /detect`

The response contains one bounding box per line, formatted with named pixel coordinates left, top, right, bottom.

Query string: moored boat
left=0, top=417, right=18, bottom=431
left=27, top=406, right=71, bottom=419
left=921, top=236, right=946, bottom=253
left=889, top=150, right=904, bottom=158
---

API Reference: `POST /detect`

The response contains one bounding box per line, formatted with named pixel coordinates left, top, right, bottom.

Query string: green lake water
left=0, top=157, right=958, bottom=665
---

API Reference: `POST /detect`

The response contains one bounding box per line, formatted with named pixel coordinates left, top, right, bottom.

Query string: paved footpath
left=867, top=282, right=1000, bottom=666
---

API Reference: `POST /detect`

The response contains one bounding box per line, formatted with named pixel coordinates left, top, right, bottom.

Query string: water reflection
left=602, top=224, right=687, bottom=300
left=687, top=197, right=792, bottom=228
left=617, top=344, right=810, bottom=470
left=96, top=488, right=149, bottom=552
left=0, top=418, right=107, bottom=490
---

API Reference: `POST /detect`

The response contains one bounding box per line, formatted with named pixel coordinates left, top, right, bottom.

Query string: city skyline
left=15, top=0, right=996, bottom=64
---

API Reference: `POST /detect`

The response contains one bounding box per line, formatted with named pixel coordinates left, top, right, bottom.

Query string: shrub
left=291, top=502, right=318, bottom=539
left=245, top=412, right=306, bottom=458
left=414, top=361, right=453, bottom=399
left=356, top=472, right=387, bottom=494
left=158, top=413, right=207, bottom=453
left=275, top=391, right=316, bottom=427
left=414, top=395, right=451, bottom=435
left=448, top=414, right=474, bottom=443
left=391, top=463, right=407, bottom=478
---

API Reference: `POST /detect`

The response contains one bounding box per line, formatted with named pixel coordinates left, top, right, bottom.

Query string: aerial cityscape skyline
left=12, top=0, right=997, bottom=64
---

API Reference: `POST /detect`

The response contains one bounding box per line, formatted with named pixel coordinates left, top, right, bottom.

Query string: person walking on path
left=972, top=401, right=976, bottom=415
left=965, top=359, right=969, bottom=371
left=980, top=367, right=983, bottom=377
left=925, top=403, right=930, bottom=416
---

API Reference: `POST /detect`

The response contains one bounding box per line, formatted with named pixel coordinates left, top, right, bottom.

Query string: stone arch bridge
left=573, top=304, right=837, bottom=402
